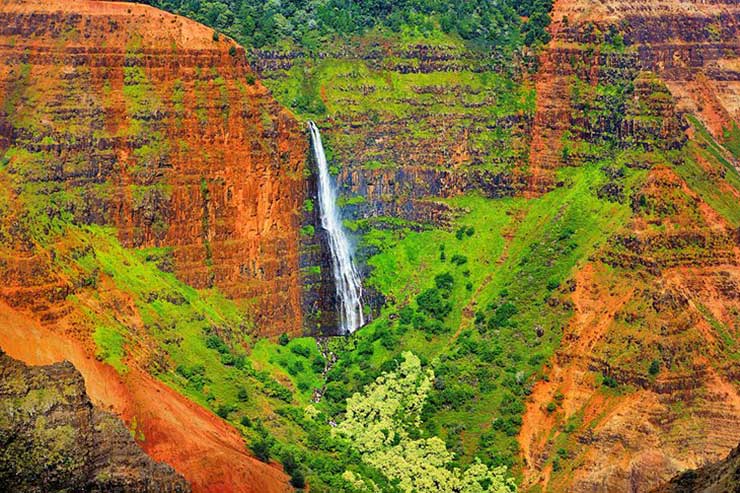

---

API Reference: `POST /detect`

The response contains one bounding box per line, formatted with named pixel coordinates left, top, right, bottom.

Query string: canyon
left=2, top=0, right=740, bottom=492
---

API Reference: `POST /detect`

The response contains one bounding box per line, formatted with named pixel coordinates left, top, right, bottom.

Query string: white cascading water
left=308, top=121, right=365, bottom=334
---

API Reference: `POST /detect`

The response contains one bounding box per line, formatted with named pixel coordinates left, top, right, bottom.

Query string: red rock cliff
left=521, top=1, right=740, bottom=491
left=0, top=0, right=307, bottom=337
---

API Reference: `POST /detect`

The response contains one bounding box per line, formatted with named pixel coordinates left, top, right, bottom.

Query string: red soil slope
left=0, top=300, right=291, bottom=493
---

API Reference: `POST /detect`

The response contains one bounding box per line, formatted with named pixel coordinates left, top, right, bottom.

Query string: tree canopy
left=143, top=0, right=553, bottom=51
left=333, top=351, right=517, bottom=493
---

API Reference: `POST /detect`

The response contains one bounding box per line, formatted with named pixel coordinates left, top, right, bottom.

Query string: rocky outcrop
left=0, top=0, right=307, bottom=336
left=0, top=349, right=189, bottom=492
left=652, top=441, right=740, bottom=493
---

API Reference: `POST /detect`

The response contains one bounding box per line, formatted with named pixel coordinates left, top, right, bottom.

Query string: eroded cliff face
left=520, top=0, right=740, bottom=491
left=0, top=349, right=190, bottom=493
left=652, top=441, right=740, bottom=493
left=0, top=0, right=307, bottom=337
left=0, top=1, right=300, bottom=492
left=256, top=43, right=535, bottom=230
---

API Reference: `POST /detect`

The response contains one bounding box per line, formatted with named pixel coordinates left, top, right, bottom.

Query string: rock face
left=519, top=0, right=740, bottom=491
left=652, top=441, right=740, bottom=493
left=529, top=0, right=740, bottom=184
left=0, top=349, right=190, bottom=493
left=256, top=45, right=534, bottom=231
left=0, top=0, right=307, bottom=337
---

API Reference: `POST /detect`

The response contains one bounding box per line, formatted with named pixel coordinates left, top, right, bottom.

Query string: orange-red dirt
left=0, top=300, right=291, bottom=493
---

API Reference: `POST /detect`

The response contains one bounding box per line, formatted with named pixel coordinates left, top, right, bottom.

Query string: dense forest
left=142, top=0, right=553, bottom=51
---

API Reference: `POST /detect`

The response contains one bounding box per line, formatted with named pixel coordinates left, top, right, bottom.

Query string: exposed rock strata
left=0, top=0, right=307, bottom=337
left=0, top=349, right=190, bottom=493
left=652, top=441, right=740, bottom=493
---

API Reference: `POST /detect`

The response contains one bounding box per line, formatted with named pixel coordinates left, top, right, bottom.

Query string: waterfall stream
left=308, top=121, right=365, bottom=334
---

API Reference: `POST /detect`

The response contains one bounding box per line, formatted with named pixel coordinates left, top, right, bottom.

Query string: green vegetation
left=334, top=352, right=517, bottom=492
left=143, top=0, right=552, bottom=52
left=92, top=326, right=128, bottom=374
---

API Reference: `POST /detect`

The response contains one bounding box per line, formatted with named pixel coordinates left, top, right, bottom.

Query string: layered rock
left=256, top=44, right=534, bottom=230
left=530, top=0, right=740, bottom=178
left=652, top=441, right=740, bottom=493
left=0, top=349, right=189, bottom=492
left=0, top=0, right=307, bottom=336
left=518, top=1, right=740, bottom=489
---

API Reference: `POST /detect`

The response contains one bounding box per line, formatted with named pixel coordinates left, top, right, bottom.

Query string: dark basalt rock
left=0, top=349, right=190, bottom=493
left=652, top=441, right=740, bottom=493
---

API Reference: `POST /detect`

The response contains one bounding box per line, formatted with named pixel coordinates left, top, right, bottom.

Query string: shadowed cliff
left=0, top=349, right=190, bottom=492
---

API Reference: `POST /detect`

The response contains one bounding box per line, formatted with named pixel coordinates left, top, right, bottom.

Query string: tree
left=251, top=435, right=271, bottom=462
left=333, top=352, right=517, bottom=493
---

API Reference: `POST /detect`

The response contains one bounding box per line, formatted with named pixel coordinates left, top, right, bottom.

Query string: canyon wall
left=256, top=44, right=535, bottom=231
left=0, top=0, right=307, bottom=337
left=520, top=0, right=740, bottom=491
left=0, top=1, right=303, bottom=492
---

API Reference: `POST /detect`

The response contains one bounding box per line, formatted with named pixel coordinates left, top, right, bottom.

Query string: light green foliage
left=335, top=352, right=516, bottom=493
left=92, top=326, right=127, bottom=374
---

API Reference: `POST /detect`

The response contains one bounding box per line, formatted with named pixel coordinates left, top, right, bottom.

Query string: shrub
left=602, top=374, right=618, bottom=388
left=205, top=334, right=229, bottom=354
left=289, top=468, right=306, bottom=489
left=450, top=254, right=468, bottom=266
left=290, top=344, right=311, bottom=358
left=216, top=404, right=234, bottom=419
left=246, top=74, right=256, bottom=85
left=278, top=333, right=289, bottom=346
left=237, top=387, right=249, bottom=402
left=416, top=288, right=451, bottom=320
left=399, top=306, right=414, bottom=324
left=228, top=45, right=237, bottom=56
left=434, top=272, right=454, bottom=293
left=489, top=302, right=518, bottom=329
left=311, top=356, right=325, bottom=373
left=240, top=415, right=251, bottom=427
left=649, top=359, right=661, bottom=376
left=212, top=31, right=219, bottom=41
left=251, top=436, right=271, bottom=462
left=546, top=402, right=557, bottom=413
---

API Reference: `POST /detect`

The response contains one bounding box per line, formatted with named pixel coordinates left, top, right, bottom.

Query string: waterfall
left=308, top=121, right=365, bottom=334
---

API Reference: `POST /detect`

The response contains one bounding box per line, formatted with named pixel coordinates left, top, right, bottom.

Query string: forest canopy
left=142, top=0, right=553, bottom=51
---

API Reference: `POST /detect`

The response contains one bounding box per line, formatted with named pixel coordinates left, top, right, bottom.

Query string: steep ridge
left=0, top=300, right=291, bottom=493
left=0, top=0, right=307, bottom=337
left=0, top=348, right=189, bottom=493
left=519, top=0, right=740, bottom=491
left=652, top=441, right=740, bottom=493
